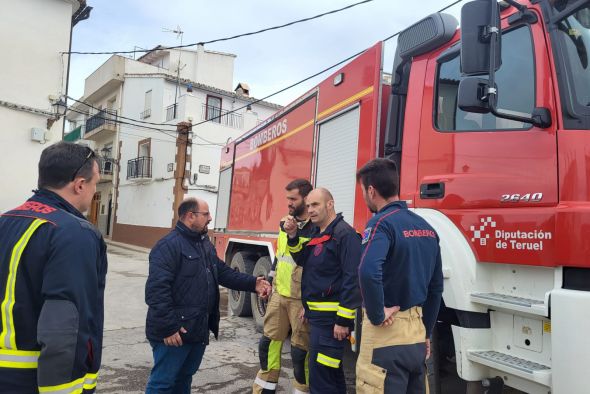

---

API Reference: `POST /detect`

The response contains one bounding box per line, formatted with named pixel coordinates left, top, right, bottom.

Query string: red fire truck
left=213, top=0, right=590, bottom=392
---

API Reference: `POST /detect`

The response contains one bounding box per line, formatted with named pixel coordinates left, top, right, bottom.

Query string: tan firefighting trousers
left=356, top=307, right=429, bottom=394
left=253, top=292, right=310, bottom=393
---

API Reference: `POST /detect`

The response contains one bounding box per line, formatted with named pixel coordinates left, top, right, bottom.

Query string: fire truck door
left=415, top=23, right=558, bottom=211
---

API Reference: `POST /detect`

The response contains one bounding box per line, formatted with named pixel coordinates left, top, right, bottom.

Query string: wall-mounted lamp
left=52, top=97, right=67, bottom=117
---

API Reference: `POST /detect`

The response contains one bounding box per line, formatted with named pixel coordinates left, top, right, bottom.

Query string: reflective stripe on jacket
left=287, top=214, right=362, bottom=328
left=0, top=189, right=107, bottom=393
left=274, top=219, right=313, bottom=298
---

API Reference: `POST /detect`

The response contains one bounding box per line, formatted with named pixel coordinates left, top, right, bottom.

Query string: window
left=435, top=26, right=535, bottom=131
left=556, top=4, right=590, bottom=108
left=206, top=95, right=222, bottom=123
left=142, top=90, right=152, bottom=119
left=138, top=138, right=151, bottom=158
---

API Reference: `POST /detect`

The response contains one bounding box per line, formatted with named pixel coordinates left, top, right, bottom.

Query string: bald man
left=284, top=188, right=362, bottom=393
left=145, top=198, right=271, bottom=393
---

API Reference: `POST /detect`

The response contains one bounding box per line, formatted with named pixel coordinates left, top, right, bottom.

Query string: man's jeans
left=145, top=341, right=207, bottom=394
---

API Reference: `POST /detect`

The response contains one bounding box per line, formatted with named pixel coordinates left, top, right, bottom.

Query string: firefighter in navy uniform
left=284, top=188, right=361, bottom=394
left=355, top=158, right=443, bottom=394
left=0, top=142, right=107, bottom=393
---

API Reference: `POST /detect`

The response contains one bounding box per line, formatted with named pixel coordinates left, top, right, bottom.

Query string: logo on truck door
left=470, top=216, right=552, bottom=251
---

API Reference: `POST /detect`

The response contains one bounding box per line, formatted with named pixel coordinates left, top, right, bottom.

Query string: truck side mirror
left=457, top=77, right=494, bottom=113
left=460, top=0, right=502, bottom=75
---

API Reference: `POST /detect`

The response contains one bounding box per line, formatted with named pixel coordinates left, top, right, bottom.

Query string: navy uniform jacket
left=146, top=221, right=257, bottom=344
left=358, top=201, right=443, bottom=337
left=287, top=214, right=362, bottom=328
left=0, top=189, right=108, bottom=393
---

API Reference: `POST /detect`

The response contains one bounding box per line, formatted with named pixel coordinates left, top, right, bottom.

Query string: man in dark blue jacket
left=355, top=158, right=443, bottom=394
left=145, top=197, right=271, bottom=393
left=284, top=188, right=361, bottom=394
left=0, top=142, right=107, bottom=393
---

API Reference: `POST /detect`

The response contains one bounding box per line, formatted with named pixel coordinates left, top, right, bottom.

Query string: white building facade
left=0, top=0, right=89, bottom=212
left=65, top=47, right=280, bottom=246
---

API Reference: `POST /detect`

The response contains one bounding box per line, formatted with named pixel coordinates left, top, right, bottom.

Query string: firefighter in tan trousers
left=253, top=179, right=315, bottom=394
left=356, top=159, right=443, bottom=394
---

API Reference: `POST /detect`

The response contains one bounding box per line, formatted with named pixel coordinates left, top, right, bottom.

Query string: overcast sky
left=68, top=0, right=462, bottom=107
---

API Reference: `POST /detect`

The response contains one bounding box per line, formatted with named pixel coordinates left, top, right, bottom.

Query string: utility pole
left=172, top=121, right=191, bottom=227
left=162, top=26, right=184, bottom=119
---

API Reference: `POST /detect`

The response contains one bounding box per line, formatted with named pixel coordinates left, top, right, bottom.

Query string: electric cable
left=63, top=0, right=376, bottom=56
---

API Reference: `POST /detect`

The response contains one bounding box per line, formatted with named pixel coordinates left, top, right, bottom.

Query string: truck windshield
left=554, top=2, right=590, bottom=107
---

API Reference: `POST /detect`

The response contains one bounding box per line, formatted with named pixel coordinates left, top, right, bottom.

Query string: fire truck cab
left=213, top=1, right=590, bottom=392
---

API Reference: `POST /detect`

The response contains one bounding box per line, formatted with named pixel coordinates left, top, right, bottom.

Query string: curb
left=105, top=239, right=151, bottom=254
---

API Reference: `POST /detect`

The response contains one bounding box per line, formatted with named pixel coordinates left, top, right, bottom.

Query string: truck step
left=467, top=350, right=551, bottom=387
left=470, top=292, right=547, bottom=316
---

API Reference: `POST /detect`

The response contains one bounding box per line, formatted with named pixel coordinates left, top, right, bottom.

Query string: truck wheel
left=228, top=252, right=255, bottom=317
left=251, top=256, right=272, bottom=333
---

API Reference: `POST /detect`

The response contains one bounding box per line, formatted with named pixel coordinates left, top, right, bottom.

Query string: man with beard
left=253, top=179, right=314, bottom=394
left=145, top=197, right=271, bottom=393
left=355, top=158, right=443, bottom=394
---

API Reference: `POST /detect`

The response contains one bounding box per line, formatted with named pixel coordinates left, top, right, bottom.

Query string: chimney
left=234, top=82, right=250, bottom=97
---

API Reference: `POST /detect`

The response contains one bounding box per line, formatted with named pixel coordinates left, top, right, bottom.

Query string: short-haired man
left=284, top=188, right=361, bottom=394
left=145, top=197, right=271, bottom=393
left=253, top=179, right=314, bottom=394
left=355, top=158, right=443, bottom=393
left=0, top=142, right=107, bottom=392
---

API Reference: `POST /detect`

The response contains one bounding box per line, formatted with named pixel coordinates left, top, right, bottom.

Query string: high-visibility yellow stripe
left=0, top=348, right=40, bottom=368
left=317, top=352, right=341, bottom=368
left=0, top=348, right=40, bottom=356
left=337, top=306, right=356, bottom=319
left=234, top=86, right=374, bottom=164
left=0, top=360, right=38, bottom=368
left=307, top=301, right=339, bottom=312
left=39, top=372, right=98, bottom=393
left=287, top=243, right=304, bottom=254
left=268, top=340, right=282, bottom=371
left=0, top=219, right=46, bottom=349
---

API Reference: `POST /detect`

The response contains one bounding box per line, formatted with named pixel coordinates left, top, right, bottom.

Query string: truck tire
left=228, top=252, right=255, bottom=317
left=251, top=256, right=272, bottom=333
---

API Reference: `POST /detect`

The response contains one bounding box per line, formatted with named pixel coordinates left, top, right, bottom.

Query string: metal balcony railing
left=202, top=104, right=243, bottom=129
left=85, top=109, right=118, bottom=134
left=127, top=156, right=152, bottom=179
left=165, top=104, right=177, bottom=121
left=140, top=108, right=151, bottom=119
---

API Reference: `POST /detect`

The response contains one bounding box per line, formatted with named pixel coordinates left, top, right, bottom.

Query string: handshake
left=255, top=276, right=272, bottom=299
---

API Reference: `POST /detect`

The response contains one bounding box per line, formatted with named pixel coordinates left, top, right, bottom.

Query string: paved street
left=100, top=242, right=329, bottom=393
left=99, top=242, right=518, bottom=394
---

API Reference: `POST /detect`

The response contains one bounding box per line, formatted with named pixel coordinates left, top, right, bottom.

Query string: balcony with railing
left=84, top=109, right=118, bottom=139
left=140, top=108, right=151, bottom=119
left=202, top=104, right=243, bottom=129
left=127, top=156, right=152, bottom=182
